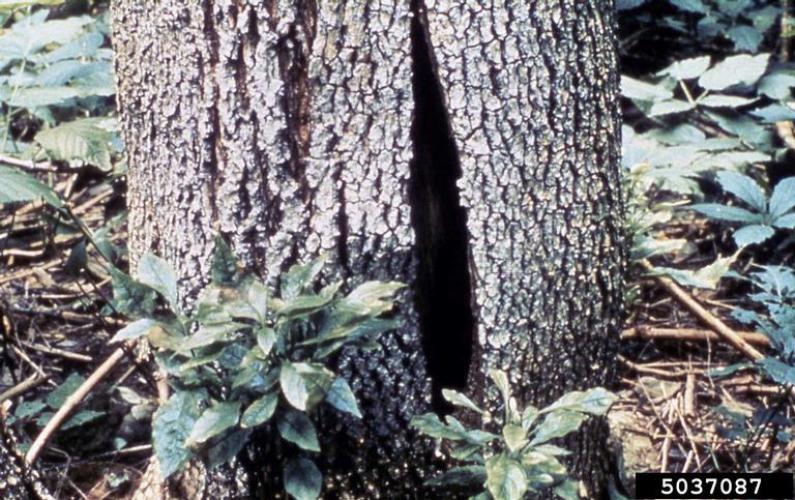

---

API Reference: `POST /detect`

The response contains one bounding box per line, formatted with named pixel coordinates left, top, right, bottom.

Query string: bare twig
left=26, top=346, right=127, bottom=465
left=641, top=260, right=765, bottom=361
left=0, top=374, right=49, bottom=404
left=622, top=326, right=769, bottom=347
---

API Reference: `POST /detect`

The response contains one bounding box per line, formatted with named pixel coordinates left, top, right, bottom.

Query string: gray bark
left=422, top=0, right=624, bottom=492
left=112, top=0, right=623, bottom=497
left=112, top=0, right=431, bottom=496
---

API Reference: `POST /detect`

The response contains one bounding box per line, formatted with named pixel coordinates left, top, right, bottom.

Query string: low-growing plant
left=690, top=172, right=795, bottom=247
left=410, top=370, right=617, bottom=500
left=108, top=238, right=404, bottom=500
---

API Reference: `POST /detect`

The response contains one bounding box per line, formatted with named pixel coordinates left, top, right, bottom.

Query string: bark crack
left=409, top=0, right=476, bottom=413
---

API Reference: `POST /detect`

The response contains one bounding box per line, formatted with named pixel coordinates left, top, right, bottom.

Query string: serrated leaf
left=734, top=224, right=775, bottom=247
left=240, top=392, right=278, bottom=428
left=659, top=56, right=711, bottom=80
left=542, top=387, right=617, bottom=416
left=698, top=54, right=770, bottom=90
left=153, top=390, right=204, bottom=478
left=0, top=164, right=63, bottom=208
left=690, top=203, right=763, bottom=223
left=442, top=389, right=484, bottom=414
left=715, top=171, right=767, bottom=212
left=426, top=465, right=487, bottom=488
left=185, top=401, right=240, bottom=448
left=485, top=454, right=527, bottom=500
left=529, top=411, right=588, bottom=446
left=277, top=410, right=320, bottom=452
left=35, top=118, right=113, bottom=171
left=110, top=318, right=160, bottom=343
left=769, top=178, right=795, bottom=218
left=284, top=458, right=322, bottom=500
left=325, top=377, right=362, bottom=418
left=137, top=252, right=179, bottom=310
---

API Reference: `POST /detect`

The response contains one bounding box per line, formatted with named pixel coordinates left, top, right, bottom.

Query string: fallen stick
left=622, top=326, right=769, bottom=347
left=26, top=346, right=126, bottom=465
left=641, top=260, right=764, bottom=362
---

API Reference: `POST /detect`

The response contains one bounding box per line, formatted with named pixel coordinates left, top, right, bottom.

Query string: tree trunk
left=420, top=0, right=624, bottom=493
left=111, top=0, right=432, bottom=496
left=112, top=0, right=623, bottom=497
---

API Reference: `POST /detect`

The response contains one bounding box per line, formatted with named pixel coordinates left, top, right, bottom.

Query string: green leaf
left=46, top=373, right=84, bottom=409
left=109, top=267, right=158, bottom=318
left=279, top=293, right=337, bottom=319
left=325, top=377, right=362, bottom=418
left=110, top=318, right=161, bottom=344
left=698, top=54, right=770, bottom=91
left=210, top=236, right=238, bottom=285
left=648, top=99, right=695, bottom=117
left=489, top=369, right=517, bottom=421
left=655, top=254, right=737, bottom=290
left=502, top=423, right=528, bottom=452
left=35, top=118, right=113, bottom=171
left=180, top=322, right=246, bottom=352
left=542, top=387, right=617, bottom=416
left=281, top=255, right=327, bottom=299
left=62, top=409, right=104, bottom=431
left=758, top=71, right=795, bottom=99
left=279, top=361, right=334, bottom=411
left=185, top=401, right=240, bottom=447
left=733, top=224, right=775, bottom=247
left=442, top=389, right=484, bottom=414
left=714, top=171, right=767, bottom=212
left=241, top=392, right=279, bottom=428
left=727, top=25, right=763, bottom=53
left=620, top=75, right=672, bottom=101
left=529, top=411, right=588, bottom=446
left=0, top=165, right=63, bottom=208
left=206, top=428, right=251, bottom=468
left=751, top=104, right=795, bottom=123
left=137, top=252, right=179, bottom=310
left=426, top=465, right=487, bottom=488
left=340, top=281, right=405, bottom=316
left=256, top=326, right=277, bottom=357
left=284, top=458, right=322, bottom=500
left=699, top=94, right=756, bottom=108
left=277, top=410, right=320, bottom=452
left=0, top=0, right=64, bottom=9
left=485, top=454, right=527, bottom=500
left=669, top=0, right=709, bottom=13
left=758, top=357, right=795, bottom=385
left=690, top=203, right=763, bottom=223
left=554, top=479, right=581, bottom=500
left=152, top=390, right=204, bottom=478
left=769, top=178, right=795, bottom=218
left=522, top=405, right=540, bottom=430
left=773, top=213, right=795, bottom=229
left=658, top=56, right=711, bottom=80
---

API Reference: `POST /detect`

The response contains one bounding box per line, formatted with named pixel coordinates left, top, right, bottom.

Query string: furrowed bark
left=421, top=0, right=625, bottom=492
left=112, top=0, right=431, bottom=495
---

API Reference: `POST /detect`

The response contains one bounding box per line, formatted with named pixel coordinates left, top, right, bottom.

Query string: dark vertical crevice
left=408, top=0, right=476, bottom=413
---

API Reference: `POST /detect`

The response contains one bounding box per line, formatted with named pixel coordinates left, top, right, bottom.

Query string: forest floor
left=1, top=164, right=793, bottom=499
